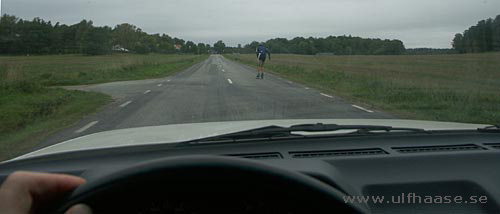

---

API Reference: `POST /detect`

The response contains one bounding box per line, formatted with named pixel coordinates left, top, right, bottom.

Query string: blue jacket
left=256, top=45, right=271, bottom=60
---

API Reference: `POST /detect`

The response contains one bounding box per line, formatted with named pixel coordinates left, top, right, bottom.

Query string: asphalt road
left=34, top=55, right=393, bottom=150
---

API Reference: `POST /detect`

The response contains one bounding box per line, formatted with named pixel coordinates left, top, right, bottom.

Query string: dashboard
left=0, top=130, right=499, bottom=213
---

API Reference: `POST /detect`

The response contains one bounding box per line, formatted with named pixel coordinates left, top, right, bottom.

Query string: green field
left=0, top=54, right=207, bottom=160
left=225, top=53, right=500, bottom=124
left=1, top=54, right=207, bottom=86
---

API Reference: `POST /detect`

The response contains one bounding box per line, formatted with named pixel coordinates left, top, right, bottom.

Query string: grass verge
left=225, top=53, right=500, bottom=124
left=0, top=89, right=110, bottom=160
left=0, top=54, right=207, bottom=160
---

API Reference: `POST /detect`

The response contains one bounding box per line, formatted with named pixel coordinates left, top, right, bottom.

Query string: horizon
left=2, top=0, right=500, bottom=48
left=0, top=13, right=459, bottom=49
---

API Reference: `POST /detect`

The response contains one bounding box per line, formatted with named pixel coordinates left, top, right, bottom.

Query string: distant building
left=174, top=44, right=182, bottom=50
left=112, top=45, right=129, bottom=52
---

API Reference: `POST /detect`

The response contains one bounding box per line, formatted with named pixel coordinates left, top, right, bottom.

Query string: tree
left=184, top=41, right=197, bottom=54
left=243, top=41, right=260, bottom=53
left=197, top=43, right=209, bottom=54
left=159, top=36, right=174, bottom=53
left=134, top=32, right=156, bottom=54
left=81, top=26, right=112, bottom=55
left=453, top=33, right=465, bottom=53
left=213, top=40, right=226, bottom=54
left=0, top=14, right=208, bottom=56
left=494, top=15, right=500, bottom=51
left=452, top=14, right=500, bottom=53
left=74, top=20, right=94, bottom=53
left=0, top=15, right=21, bottom=54
left=234, top=35, right=406, bottom=55
left=112, top=23, right=141, bottom=51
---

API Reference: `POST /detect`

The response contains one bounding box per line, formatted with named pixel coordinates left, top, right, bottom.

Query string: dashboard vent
left=393, top=144, right=485, bottom=153
left=290, top=148, right=388, bottom=158
left=227, top=152, right=283, bottom=159
left=484, top=143, right=500, bottom=149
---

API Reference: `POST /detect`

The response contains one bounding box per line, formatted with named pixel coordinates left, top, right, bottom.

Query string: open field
left=0, top=54, right=207, bottom=86
left=0, top=54, right=207, bottom=160
left=225, top=53, right=500, bottom=124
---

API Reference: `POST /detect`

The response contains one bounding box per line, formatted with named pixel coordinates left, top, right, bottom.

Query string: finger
left=0, top=171, right=86, bottom=213
left=8, top=171, right=85, bottom=199
left=66, top=204, right=93, bottom=214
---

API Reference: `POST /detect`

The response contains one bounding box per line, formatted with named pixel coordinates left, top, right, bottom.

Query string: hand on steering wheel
left=0, top=171, right=92, bottom=214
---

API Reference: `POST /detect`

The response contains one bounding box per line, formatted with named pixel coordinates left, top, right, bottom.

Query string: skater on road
left=256, top=43, right=271, bottom=79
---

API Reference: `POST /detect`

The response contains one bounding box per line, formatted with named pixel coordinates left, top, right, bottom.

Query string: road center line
left=158, top=84, right=163, bottom=87
left=120, top=101, right=132, bottom=108
left=305, top=87, right=310, bottom=90
left=167, top=80, right=171, bottom=82
left=352, top=105, right=374, bottom=113
left=75, top=121, right=99, bottom=133
left=144, top=90, right=151, bottom=94
left=320, top=93, right=333, bottom=98
left=227, top=79, right=233, bottom=84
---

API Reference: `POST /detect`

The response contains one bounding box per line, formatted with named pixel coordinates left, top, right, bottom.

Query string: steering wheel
left=55, top=155, right=367, bottom=213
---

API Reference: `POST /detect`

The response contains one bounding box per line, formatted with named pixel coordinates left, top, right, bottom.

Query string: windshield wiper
left=184, top=123, right=427, bottom=144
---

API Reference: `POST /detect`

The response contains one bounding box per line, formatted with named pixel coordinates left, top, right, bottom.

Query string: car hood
left=11, top=119, right=489, bottom=161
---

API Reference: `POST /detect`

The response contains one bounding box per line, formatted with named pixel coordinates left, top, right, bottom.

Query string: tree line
left=1, top=14, right=416, bottom=56
left=8, top=13, right=500, bottom=56
left=453, top=14, right=500, bottom=53
left=227, top=36, right=406, bottom=55
left=0, top=14, right=212, bottom=55
left=404, top=48, right=456, bottom=55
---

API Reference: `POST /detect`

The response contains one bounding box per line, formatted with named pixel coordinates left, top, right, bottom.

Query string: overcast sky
left=2, top=0, right=500, bottom=48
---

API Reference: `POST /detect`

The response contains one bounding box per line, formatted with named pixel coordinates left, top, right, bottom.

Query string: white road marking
left=287, top=81, right=293, bottom=84
left=158, top=84, right=163, bottom=87
left=144, top=90, right=151, bottom=94
left=75, top=121, right=99, bottom=133
left=227, top=79, right=233, bottom=84
left=320, top=93, right=333, bottom=98
left=120, top=101, right=132, bottom=108
left=222, top=69, right=225, bottom=72
left=167, top=80, right=171, bottom=82
left=305, top=87, right=310, bottom=90
left=352, top=105, right=374, bottom=113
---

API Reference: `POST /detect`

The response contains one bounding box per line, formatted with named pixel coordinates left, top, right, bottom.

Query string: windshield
left=0, top=0, right=499, bottom=161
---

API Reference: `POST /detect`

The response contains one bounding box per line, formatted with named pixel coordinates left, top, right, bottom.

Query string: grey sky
left=2, top=0, right=500, bottom=48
